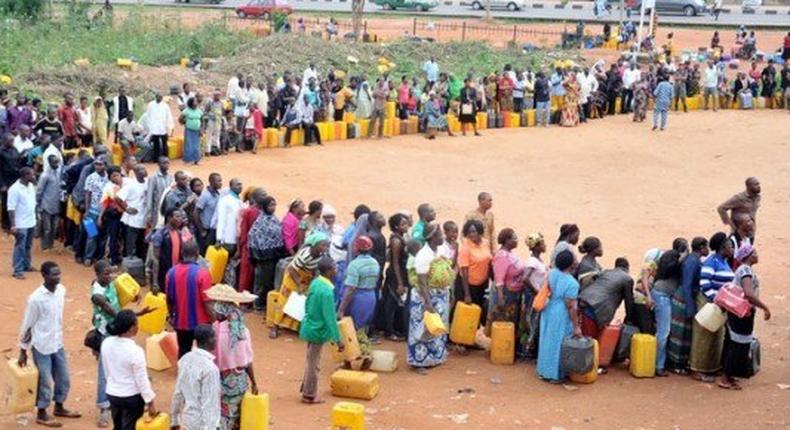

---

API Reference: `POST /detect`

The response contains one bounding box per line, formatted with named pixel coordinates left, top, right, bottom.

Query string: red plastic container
left=597, top=323, right=622, bottom=367
left=159, top=332, right=179, bottom=366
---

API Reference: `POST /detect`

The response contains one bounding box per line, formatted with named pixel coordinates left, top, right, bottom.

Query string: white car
left=470, top=0, right=525, bottom=11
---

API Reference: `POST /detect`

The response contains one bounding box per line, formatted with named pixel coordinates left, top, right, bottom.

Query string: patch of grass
left=0, top=8, right=253, bottom=76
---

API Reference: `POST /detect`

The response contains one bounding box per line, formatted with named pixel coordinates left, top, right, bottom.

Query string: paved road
left=110, top=0, right=790, bottom=26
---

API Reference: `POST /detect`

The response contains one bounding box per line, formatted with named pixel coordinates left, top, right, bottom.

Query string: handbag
left=532, top=280, right=551, bottom=312
left=713, top=283, right=753, bottom=318
left=283, top=292, right=307, bottom=322
left=84, top=328, right=104, bottom=352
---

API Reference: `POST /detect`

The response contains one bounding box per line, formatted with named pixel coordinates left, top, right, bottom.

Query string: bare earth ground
left=2, top=110, right=790, bottom=429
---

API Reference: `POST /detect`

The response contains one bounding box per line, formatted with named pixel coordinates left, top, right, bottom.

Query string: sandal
left=718, top=380, right=742, bottom=390
left=301, top=397, right=325, bottom=404
left=693, top=373, right=715, bottom=383
left=35, top=419, right=63, bottom=428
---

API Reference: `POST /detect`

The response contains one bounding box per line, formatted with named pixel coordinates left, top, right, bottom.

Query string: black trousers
left=124, top=225, right=147, bottom=259
left=253, top=258, right=278, bottom=310
left=0, top=189, right=9, bottom=231
left=176, top=329, right=195, bottom=359
left=454, top=280, right=488, bottom=327
left=150, top=134, right=168, bottom=160
left=196, top=228, right=216, bottom=256
left=333, top=107, right=345, bottom=122
left=607, top=93, right=619, bottom=116
left=108, top=394, right=145, bottom=430
left=622, top=88, right=633, bottom=113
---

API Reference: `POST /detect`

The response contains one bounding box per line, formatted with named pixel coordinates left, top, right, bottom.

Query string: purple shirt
left=7, top=106, right=33, bottom=133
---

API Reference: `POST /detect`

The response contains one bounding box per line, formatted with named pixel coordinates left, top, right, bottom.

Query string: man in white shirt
left=703, top=61, right=720, bottom=112
left=76, top=96, right=93, bottom=147
left=578, top=68, right=597, bottom=123
left=214, top=178, right=244, bottom=257
left=116, top=111, right=145, bottom=150
left=117, top=165, right=149, bottom=259
left=13, top=124, right=34, bottom=154
left=226, top=72, right=242, bottom=101
left=18, top=262, right=82, bottom=426
left=8, top=167, right=37, bottom=279
left=41, top=136, right=63, bottom=175
left=621, top=63, right=641, bottom=114
left=170, top=325, right=221, bottom=430
left=143, top=92, right=174, bottom=160
left=112, top=86, right=134, bottom=131
left=303, top=62, right=319, bottom=86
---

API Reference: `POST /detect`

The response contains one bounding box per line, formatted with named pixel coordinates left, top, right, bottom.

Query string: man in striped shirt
left=166, top=240, right=214, bottom=359
left=699, top=232, right=735, bottom=301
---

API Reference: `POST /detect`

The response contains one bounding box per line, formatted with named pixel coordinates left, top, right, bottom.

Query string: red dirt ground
left=2, top=108, right=790, bottom=429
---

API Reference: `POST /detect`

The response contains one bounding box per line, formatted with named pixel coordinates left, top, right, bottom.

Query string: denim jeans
left=536, top=101, right=550, bottom=126
left=32, top=348, right=71, bottom=409
left=652, top=290, right=672, bottom=372
left=652, top=109, right=668, bottom=130
left=12, top=227, right=34, bottom=275
left=97, top=355, right=109, bottom=409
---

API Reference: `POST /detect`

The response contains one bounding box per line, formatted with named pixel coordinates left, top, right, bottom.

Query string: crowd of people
left=3, top=29, right=783, bottom=430
left=12, top=144, right=768, bottom=427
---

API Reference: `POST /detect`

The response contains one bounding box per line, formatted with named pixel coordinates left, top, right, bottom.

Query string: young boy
left=299, top=256, right=343, bottom=404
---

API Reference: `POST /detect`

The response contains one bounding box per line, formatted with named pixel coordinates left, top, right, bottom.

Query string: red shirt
left=784, top=35, right=790, bottom=49
left=166, top=262, right=213, bottom=330
left=57, top=105, right=78, bottom=137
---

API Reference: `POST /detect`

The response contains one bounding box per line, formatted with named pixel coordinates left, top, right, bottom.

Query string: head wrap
left=305, top=231, right=329, bottom=247
left=526, top=232, right=544, bottom=250
left=643, top=248, right=663, bottom=264
left=354, top=235, right=374, bottom=252
left=322, top=204, right=336, bottom=217
left=735, top=244, right=755, bottom=262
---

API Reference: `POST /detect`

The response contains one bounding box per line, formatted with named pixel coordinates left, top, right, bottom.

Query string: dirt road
left=2, top=109, right=789, bottom=429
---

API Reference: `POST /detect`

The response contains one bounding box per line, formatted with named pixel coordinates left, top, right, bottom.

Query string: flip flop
left=35, top=419, right=63, bottom=428
left=718, top=381, right=742, bottom=391
left=54, top=410, right=82, bottom=419
left=301, top=397, right=325, bottom=405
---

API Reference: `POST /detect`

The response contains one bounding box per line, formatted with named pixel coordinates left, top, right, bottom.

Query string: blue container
left=82, top=218, right=98, bottom=238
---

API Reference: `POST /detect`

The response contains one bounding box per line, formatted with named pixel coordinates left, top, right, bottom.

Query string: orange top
left=458, top=238, right=493, bottom=286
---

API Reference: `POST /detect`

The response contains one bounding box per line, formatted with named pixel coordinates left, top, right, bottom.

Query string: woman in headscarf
left=407, top=223, right=455, bottom=374
left=207, top=285, right=259, bottom=430
left=719, top=244, right=770, bottom=390
left=632, top=73, right=649, bottom=122
left=690, top=232, right=734, bottom=380
left=560, top=73, right=581, bottom=127
left=575, top=236, right=603, bottom=287
left=338, top=236, right=381, bottom=333
left=237, top=188, right=265, bottom=294
left=282, top=199, right=306, bottom=256
left=271, top=231, right=330, bottom=338
left=354, top=80, right=373, bottom=119
left=248, top=195, right=285, bottom=312
left=92, top=97, right=109, bottom=147
left=423, top=92, right=453, bottom=140
left=521, top=232, right=547, bottom=359
left=536, top=250, right=581, bottom=383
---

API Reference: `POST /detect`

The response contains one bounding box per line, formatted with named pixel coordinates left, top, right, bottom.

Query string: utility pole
left=352, top=0, right=365, bottom=40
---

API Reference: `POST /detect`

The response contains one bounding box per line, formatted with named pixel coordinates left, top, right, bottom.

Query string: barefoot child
left=299, top=256, right=344, bottom=404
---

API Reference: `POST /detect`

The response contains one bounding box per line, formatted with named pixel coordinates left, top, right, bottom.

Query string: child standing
left=299, top=257, right=344, bottom=404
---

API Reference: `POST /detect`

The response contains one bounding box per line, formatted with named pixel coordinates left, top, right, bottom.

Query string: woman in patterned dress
left=560, top=73, right=581, bottom=127
left=407, top=223, right=455, bottom=374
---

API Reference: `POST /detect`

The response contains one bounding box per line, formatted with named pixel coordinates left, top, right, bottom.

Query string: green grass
left=0, top=9, right=253, bottom=76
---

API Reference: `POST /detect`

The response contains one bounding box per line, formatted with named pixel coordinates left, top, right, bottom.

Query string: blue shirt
left=653, top=81, right=674, bottom=111
left=345, top=254, right=380, bottom=290
left=423, top=61, right=439, bottom=83
left=699, top=253, right=734, bottom=301
left=679, top=253, right=702, bottom=317
left=550, top=73, right=565, bottom=96
left=196, top=188, right=220, bottom=229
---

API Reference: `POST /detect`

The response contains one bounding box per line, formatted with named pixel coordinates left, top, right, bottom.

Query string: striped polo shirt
left=699, top=253, right=734, bottom=301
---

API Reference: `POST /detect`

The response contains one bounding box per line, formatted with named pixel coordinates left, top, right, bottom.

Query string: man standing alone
left=9, top=167, right=37, bottom=279
left=18, top=262, right=82, bottom=426
left=717, top=177, right=761, bottom=235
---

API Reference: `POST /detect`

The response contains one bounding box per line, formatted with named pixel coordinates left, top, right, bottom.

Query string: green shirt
left=411, top=220, right=426, bottom=246
left=91, top=281, right=120, bottom=335
left=183, top=107, right=203, bottom=131
left=345, top=254, right=380, bottom=290
left=299, top=276, right=341, bottom=344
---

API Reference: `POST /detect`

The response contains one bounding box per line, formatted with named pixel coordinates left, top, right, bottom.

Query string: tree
left=0, top=0, right=46, bottom=19
left=352, top=0, right=364, bottom=40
